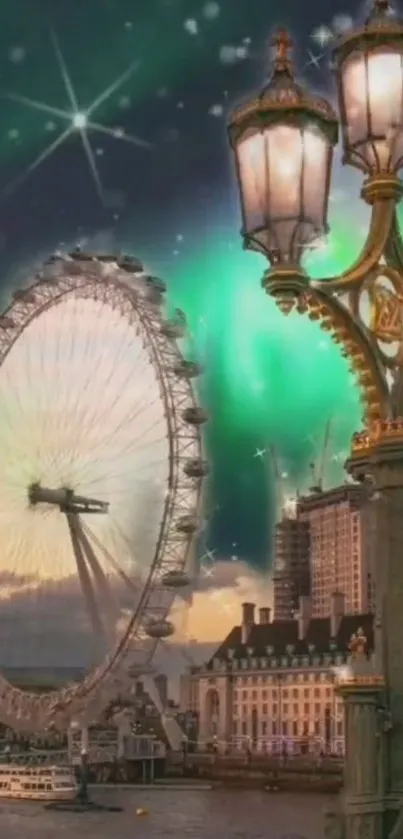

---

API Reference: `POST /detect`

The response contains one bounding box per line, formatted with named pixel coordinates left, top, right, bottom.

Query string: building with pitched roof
left=180, top=596, right=374, bottom=755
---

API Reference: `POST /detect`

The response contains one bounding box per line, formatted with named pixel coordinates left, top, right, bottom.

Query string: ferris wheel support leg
left=76, top=518, right=120, bottom=642
left=66, top=513, right=106, bottom=644
left=142, top=675, right=185, bottom=752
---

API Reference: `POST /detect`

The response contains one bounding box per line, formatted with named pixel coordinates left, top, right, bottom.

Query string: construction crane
left=308, top=418, right=332, bottom=494
left=268, top=445, right=298, bottom=522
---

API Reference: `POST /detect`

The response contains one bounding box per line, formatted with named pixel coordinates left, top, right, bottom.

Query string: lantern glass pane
left=236, top=122, right=332, bottom=261
left=266, top=124, right=303, bottom=221
left=341, top=50, right=403, bottom=172
left=302, top=129, right=329, bottom=231
left=236, top=130, right=266, bottom=234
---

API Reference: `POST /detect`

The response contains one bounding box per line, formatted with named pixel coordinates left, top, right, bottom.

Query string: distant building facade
left=180, top=598, right=374, bottom=756
left=273, top=517, right=310, bottom=620
left=298, top=484, right=373, bottom=617
left=179, top=668, right=200, bottom=715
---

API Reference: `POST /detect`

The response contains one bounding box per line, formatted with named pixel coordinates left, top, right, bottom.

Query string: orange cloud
left=171, top=560, right=273, bottom=643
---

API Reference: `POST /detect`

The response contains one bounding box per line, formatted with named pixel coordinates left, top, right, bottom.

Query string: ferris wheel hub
left=28, top=483, right=109, bottom=514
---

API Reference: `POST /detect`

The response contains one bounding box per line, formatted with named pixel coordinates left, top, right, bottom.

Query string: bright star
left=72, top=111, right=88, bottom=129
left=3, top=29, right=150, bottom=202
left=311, top=25, right=333, bottom=47
left=201, top=548, right=216, bottom=564
left=306, top=50, right=323, bottom=70
left=254, top=448, right=266, bottom=459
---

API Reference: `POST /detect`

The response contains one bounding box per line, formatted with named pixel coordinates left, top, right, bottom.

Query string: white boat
left=0, top=764, right=78, bottom=801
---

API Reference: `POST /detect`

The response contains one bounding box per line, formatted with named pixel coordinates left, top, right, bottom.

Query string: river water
left=0, top=789, right=335, bottom=838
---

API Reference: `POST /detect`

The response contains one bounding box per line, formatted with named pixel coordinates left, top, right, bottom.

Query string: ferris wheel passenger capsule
left=96, top=253, right=118, bottom=263
left=184, top=458, right=209, bottom=478
left=68, top=247, right=94, bottom=262
left=173, top=360, right=203, bottom=379
left=182, top=407, right=209, bottom=426
left=117, top=255, right=144, bottom=273
left=144, top=618, right=175, bottom=639
left=160, top=319, right=186, bottom=339
left=0, top=316, right=14, bottom=329
left=161, top=569, right=191, bottom=588
left=175, top=514, right=199, bottom=534
left=13, top=289, right=36, bottom=304
left=145, top=276, right=167, bottom=293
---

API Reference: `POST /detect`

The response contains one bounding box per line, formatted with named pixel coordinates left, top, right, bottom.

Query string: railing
left=0, top=750, right=69, bottom=766
left=0, top=735, right=166, bottom=767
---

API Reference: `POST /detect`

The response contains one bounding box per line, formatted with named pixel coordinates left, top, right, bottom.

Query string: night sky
left=0, top=0, right=380, bottom=570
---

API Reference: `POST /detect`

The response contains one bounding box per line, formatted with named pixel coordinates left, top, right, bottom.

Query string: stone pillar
left=348, top=435, right=403, bottom=833
left=337, top=681, right=385, bottom=839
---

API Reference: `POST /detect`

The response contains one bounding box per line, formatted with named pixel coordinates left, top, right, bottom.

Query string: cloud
left=171, top=560, right=273, bottom=643
left=0, top=557, right=272, bottom=683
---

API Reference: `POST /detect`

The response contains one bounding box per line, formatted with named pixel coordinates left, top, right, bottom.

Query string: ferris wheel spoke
left=64, top=400, right=165, bottom=489
left=81, top=520, right=139, bottom=596
left=62, top=326, right=151, bottom=433
left=77, top=459, right=167, bottom=492
left=74, top=435, right=168, bottom=493
left=53, top=309, right=143, bottom=457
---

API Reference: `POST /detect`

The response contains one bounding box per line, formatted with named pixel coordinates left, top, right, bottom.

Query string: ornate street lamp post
left=228, top=1, right=403, bottom=837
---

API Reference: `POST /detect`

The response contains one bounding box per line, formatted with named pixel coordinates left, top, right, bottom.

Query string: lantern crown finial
left=271, top=28, right=294, bottom=76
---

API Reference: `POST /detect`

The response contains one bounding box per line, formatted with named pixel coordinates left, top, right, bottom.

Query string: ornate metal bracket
left=264, top=176, right=403, bottom=425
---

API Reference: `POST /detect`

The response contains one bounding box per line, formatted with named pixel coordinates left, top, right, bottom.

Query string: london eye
left=0, top=249, right=207, bottom=730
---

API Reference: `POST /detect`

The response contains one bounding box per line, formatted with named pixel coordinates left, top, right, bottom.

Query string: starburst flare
left=3, top=30, right=151, bottom=202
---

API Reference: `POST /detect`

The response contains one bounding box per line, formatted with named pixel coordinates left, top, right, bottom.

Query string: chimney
left=241, top=602, right=255, bottom=644
left=330, top=591, right=345, bottom=638
left=298, top=595, right=312, bottom=640
left=259, top=607, right=271, bottom=625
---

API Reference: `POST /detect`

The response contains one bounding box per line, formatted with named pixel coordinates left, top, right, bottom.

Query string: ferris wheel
left=0, top=249, right=208, bottom=730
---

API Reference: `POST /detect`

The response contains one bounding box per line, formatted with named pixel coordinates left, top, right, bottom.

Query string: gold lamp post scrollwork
left=228, top=0, right=403, bottom=428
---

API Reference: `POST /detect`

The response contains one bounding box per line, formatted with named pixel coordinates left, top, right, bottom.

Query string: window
left=293, top=721, right=298, bottom=736
left=273, top=704, right=278, bottom=715
left=233, top=721, right=238, bottom=735
left=283, top=703, right=289, bottom=716
left=283, top=689, right=289, bottom=699
left=262, top=721, right=267, bottom=736
left=315, top=703, right=321, bottom=715
left=293, top=703, right=298, bottom=715
left=242, top=722, right=247, bottom=735
left=252, top=691, right=257, bottom=700
left=304, top=703, right=309, bottom=715
left=262, top=690, right=267, bottom=700
left=292, top=688, right=298, bottom=699
left=262, top=704, right=268, bottom=716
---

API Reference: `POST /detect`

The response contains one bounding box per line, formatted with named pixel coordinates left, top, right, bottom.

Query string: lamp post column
left=348, top=427, right=403, bottom=834
left=336, top=681, right=385, bottom=839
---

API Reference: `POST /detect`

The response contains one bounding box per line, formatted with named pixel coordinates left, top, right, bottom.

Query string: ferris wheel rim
left=0, top=253, right=205, bottom=728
